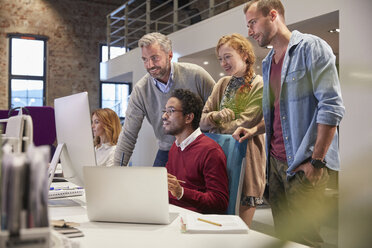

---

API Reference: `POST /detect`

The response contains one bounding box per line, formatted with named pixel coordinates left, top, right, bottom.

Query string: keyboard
left=49, top=188, right=84, bottom=199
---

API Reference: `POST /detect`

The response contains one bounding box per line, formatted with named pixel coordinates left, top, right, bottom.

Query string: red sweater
left=166, top=134, right=229, bottom=214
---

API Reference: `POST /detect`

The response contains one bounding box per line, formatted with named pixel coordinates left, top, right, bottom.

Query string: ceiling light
left=266, top=45, right=273, bottom=49
left=219, top=72, right=225, bottom=77
left=329, top=28, right=340, bottom=33
left=350, top=72, right=372, bottom=80
left=203, top=61, right=209, bottom=65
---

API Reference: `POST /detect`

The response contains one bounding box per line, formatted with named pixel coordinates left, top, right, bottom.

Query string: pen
left=120, top=152, right=125, bottom=167
left=177, top=180, right=186, bottom=184
left=197, top=218, right=222, bottom=227
left=50, top=186, right=69, bottom=190
left=50, top=186, right=83, bottom=190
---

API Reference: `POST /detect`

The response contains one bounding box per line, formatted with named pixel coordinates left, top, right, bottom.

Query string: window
left=101, top=45, right=126, bottom=62
left=101, top=82, right=131, bottom=118
left=100, top=45, right=131, bottom=119
left=8, top=34, right=47, bottom=108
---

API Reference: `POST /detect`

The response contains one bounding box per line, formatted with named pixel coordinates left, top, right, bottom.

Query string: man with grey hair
left=115, top=32, right=215, bottom=167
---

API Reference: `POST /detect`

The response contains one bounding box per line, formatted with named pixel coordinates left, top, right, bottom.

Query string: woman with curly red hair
left=200, top=33, right=265, bottom=226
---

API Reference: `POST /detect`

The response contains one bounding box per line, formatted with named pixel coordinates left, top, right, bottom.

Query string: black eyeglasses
left=162, top=108, right=183, bottom=116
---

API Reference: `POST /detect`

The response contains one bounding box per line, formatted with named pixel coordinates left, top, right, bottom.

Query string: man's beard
left=148, top=60, right=170, bottom=80
left=164, top=126, right=183, bottom=136
left=258, top=33, right=271, bottom=47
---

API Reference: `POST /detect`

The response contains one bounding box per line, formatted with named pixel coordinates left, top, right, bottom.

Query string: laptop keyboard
left=49, top=188, right=84, bottom=199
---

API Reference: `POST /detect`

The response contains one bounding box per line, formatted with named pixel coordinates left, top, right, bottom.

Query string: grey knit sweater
left=114, top=62, right=215, bottom=166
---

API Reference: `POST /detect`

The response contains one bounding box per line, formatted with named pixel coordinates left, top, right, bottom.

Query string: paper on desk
left=50, top=229, right=81, bottom=248
left=185, top=214, right=249, bottom=234
left=51, top=219, right=80, bottom=228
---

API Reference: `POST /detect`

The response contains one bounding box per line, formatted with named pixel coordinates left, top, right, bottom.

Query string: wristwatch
left=310, top=158, right=326, bottom=169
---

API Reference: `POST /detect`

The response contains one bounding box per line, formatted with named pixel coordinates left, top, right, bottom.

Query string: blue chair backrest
left=204, top=133, right=247, bottom=215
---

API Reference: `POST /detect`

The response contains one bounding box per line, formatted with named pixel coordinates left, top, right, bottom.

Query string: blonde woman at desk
left=92, top=108, right=121, bottom=167
left=200, top=33, right=265, bottom=227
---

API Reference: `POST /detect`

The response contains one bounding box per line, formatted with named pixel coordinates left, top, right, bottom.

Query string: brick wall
left=0, top=0, right=248, bottom=110
left=0, top=0, right=121, bottom=110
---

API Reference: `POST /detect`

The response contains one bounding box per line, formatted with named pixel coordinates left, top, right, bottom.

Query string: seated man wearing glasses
left=163, top=89, right=229, bottom=214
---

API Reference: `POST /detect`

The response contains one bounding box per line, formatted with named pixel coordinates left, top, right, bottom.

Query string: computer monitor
left=48, top=92, right=97, bottom=187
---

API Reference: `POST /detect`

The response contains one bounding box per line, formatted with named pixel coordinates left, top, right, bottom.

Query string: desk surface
left=48, top=184, right=307, bottom=248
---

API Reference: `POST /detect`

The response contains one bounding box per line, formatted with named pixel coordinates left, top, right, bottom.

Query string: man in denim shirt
left=234, top=0, right=345, bottom=247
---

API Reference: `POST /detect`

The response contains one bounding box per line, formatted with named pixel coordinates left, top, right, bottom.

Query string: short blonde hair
left=92, top=108, right=121, bottom=146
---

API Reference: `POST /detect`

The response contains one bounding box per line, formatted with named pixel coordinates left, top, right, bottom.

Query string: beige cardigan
left=200, top=75, right=266, bottom=198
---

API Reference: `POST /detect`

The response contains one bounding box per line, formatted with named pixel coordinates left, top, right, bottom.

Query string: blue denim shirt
left=262, top=30, right=345, bottom=177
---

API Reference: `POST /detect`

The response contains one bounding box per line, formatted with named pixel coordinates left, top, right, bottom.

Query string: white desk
left=49, top=188, right=307, bottom=248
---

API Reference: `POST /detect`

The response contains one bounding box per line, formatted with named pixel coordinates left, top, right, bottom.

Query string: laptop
left=83, top=166, right=170, bottom=224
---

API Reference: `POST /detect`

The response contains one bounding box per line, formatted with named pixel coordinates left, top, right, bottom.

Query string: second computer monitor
left=51, top=92, right=97, bottom=187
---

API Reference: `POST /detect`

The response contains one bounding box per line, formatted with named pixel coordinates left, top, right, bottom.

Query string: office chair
left=204, top=133, right=248, bottom=215
left=1, top=107, right=56, bottom=147
left=1, top=106, right=56, bottom=157
left=0, top=109, right=33, bottom=153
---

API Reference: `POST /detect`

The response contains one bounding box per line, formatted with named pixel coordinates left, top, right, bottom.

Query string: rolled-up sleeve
left=308, top=39, right=345, bottom=126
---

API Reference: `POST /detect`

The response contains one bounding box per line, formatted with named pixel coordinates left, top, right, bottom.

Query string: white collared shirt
left=175, top=128, right=202, bottom=151
left=95, top=143, right=116, bottom=167
left=152, top=63, right=174, bottom=93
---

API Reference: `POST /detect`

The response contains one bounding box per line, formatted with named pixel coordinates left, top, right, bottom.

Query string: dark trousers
left=269, top=155, right=329, bottom=247
left=153, top=149, right=169, bottom=167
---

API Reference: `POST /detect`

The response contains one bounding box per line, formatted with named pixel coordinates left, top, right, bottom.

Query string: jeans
left=153, top=149, right=169, bottom=167
left=269, top=155, right=329, bottom=247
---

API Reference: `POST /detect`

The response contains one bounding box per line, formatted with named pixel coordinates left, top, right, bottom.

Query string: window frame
left=99, top=81, right=132, bottom=120
left=99, top=44, right=131, bottom=121
left=7, top=33, right=48, bottom=108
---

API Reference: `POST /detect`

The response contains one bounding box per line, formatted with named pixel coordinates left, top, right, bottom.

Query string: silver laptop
left=83, top=166, right=170, bottom=224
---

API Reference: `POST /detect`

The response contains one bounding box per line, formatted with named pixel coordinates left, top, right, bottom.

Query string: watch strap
left=310, top=158, right=326, bottom=169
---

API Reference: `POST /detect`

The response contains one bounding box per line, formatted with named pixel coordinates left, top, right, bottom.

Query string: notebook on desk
left=83, top=166, right=170, bottom=225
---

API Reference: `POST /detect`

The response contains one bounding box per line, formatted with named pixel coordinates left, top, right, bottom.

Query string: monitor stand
left=48, top=143, right=65, bottom=188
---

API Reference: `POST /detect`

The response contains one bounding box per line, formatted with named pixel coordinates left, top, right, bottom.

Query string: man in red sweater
left=162, top=89, right=229, bottom=214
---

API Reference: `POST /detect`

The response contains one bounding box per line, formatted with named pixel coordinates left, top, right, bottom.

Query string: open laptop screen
left=83, top=166, right=170, bottom=225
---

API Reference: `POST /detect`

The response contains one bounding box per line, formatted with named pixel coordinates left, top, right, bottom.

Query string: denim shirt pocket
left=284, top=69, right=311, bottom=102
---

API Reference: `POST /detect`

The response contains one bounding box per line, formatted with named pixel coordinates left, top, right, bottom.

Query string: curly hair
left=171, top=89, right=203, bottom=130
left=92, top=108, right=122, bottom=147
left=216, top=33, right=256, bottom=83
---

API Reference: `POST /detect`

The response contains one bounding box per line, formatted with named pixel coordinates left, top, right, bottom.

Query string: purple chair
left=0, top=106, right=56, bottom=148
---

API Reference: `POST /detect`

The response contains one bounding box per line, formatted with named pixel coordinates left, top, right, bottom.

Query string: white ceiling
left=179, top=11, right=339, bottom=82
